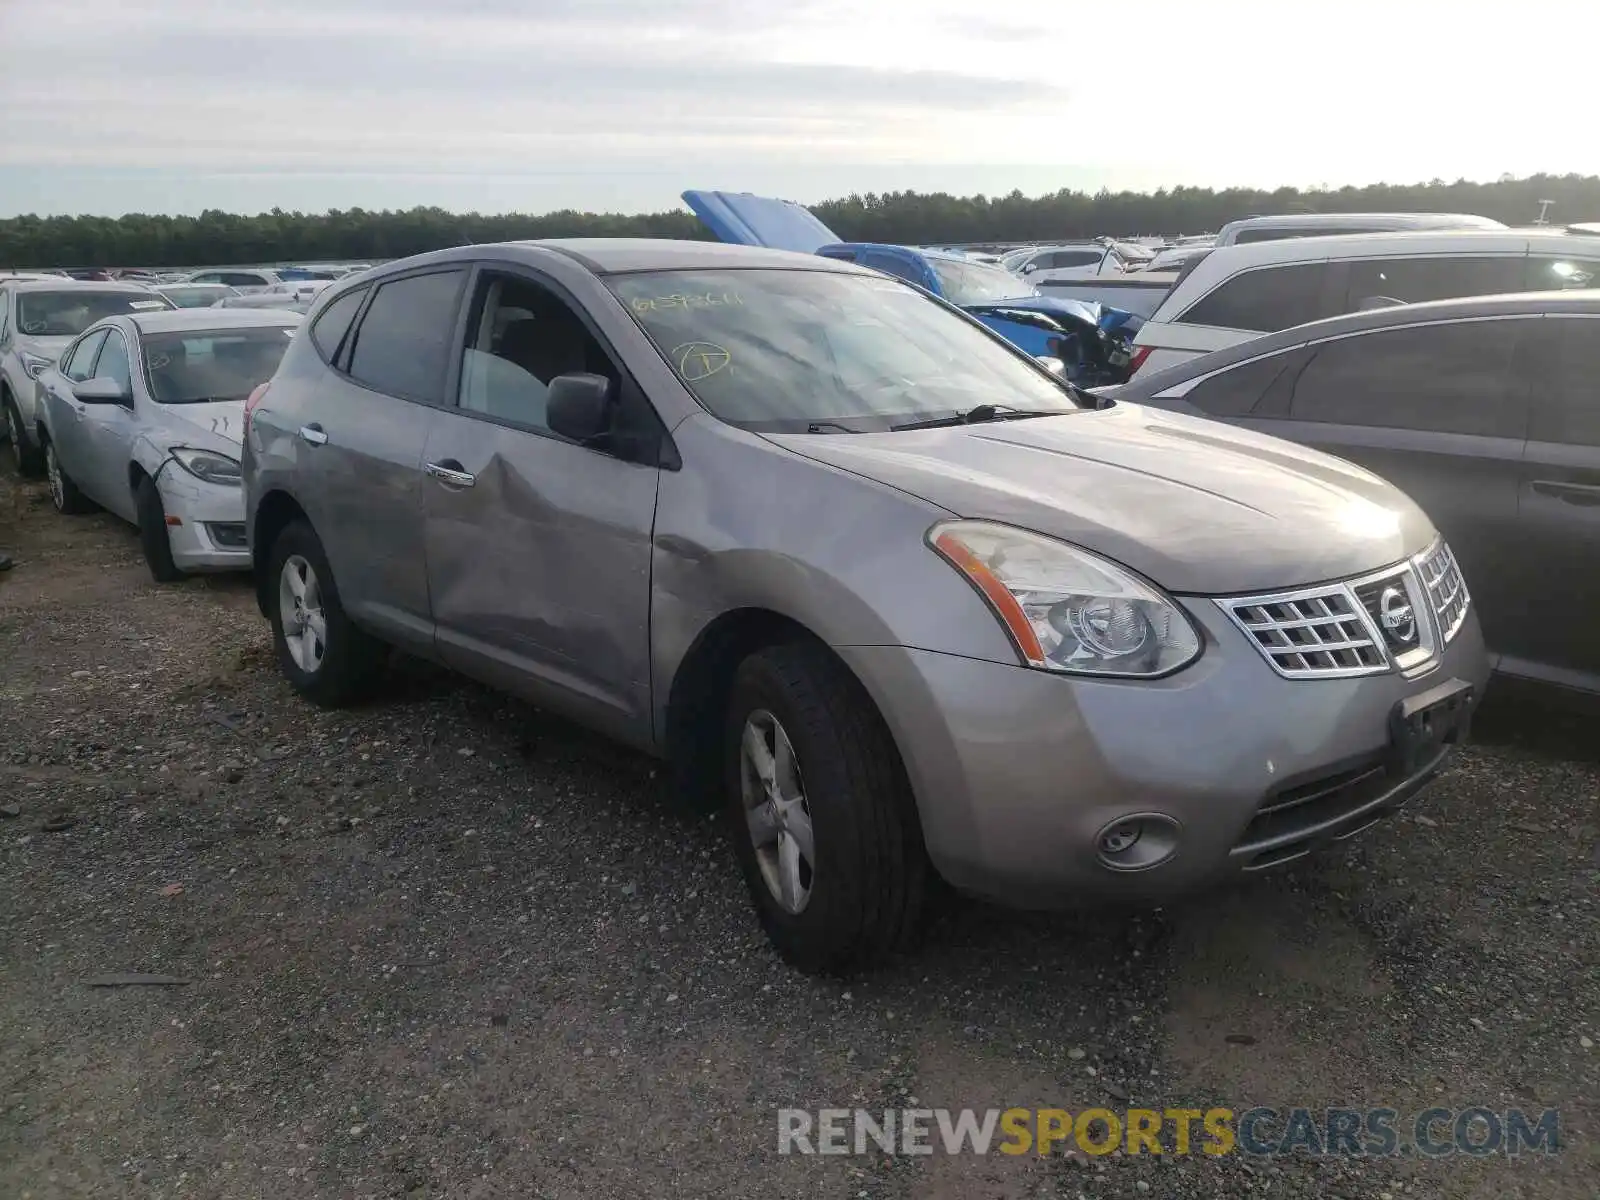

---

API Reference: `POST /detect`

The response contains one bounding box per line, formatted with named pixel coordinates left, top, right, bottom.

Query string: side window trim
left=96, top=327, right=129, bottom=383
left=65, top=329, right=109, bottom=381
left=446, top=261, right=675, bottom=466
left=339, top=266, right=468, bottom=404
left=308, top=283, right=372, bottom=369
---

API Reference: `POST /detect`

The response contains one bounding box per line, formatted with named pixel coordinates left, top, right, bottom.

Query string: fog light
left=1095, top=814, right=1180, bottom=872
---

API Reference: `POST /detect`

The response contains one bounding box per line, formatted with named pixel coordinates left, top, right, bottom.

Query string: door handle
left=298, top=423, right=328, bottom=447
left=424, top=460, right=476, bottom=488
left=1531, top=480, right=1600, bottom=507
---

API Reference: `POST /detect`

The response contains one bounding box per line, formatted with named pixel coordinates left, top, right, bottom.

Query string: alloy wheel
left=6, top=407, right=20, bottom=470
left=278, top=554, right=328, bottom=674
left=739, top=709, right=816, bottom=914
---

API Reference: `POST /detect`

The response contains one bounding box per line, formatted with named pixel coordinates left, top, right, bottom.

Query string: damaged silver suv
left=243, top=239, right=1489, bottom=972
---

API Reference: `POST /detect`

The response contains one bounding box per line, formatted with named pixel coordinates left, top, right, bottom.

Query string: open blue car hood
left=683, top=189, right=841, bottom=255
left=977, top=292, right=1102, bottom=327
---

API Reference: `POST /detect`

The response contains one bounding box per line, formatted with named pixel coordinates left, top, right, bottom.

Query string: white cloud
left=0, top=0, right=1595, bottom=215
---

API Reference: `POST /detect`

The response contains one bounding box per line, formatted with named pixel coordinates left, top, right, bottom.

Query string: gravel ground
left=0, top=458, right=1595, bottom=1200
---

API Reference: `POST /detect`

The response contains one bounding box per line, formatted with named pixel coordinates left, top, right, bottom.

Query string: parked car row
left=11, top=231, right=1588, bottom=976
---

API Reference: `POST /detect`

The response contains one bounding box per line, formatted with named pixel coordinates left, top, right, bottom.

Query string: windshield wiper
left=805, top=421, right=862, bottom=434
left=890, top=404, right=1059, bottom=432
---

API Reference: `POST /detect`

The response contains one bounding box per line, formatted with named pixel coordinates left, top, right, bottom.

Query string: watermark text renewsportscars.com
left=778, top=1106, right=1561, bottom=1158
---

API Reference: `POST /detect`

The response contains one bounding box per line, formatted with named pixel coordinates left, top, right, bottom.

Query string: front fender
left=649, top=414, right=1022, bottom=743
left=131, top=434, right=171, bottom=487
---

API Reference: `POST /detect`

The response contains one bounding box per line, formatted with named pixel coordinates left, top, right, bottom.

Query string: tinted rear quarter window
left=346, top=270, right=465, bottom=402
left=1535, top=316, right=1600, bottom=446
left=1180, top=262, right=1326, bottom=333
left=1344, top=255, right=1522, bottom=311
left=1182, top=351, right=1298, bottom=417
left=310, top=286, right=367, bottom=361
left=1288, top=319, right=1528, bottom=438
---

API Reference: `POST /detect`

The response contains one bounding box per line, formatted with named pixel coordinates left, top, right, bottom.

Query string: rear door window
left=346, top=270, right=466, bottom=402
left=1287, top=319, right=1530, bottom=438
left=1044, top=250, right=1104, bottom=269
left=860, top=250, right=924, bottom=287
left=1179, top=263, right=1327, bottom=333
left=1343, top=255, right=1522, bottom=311
left=1534, top=316, right=1600, bottom=447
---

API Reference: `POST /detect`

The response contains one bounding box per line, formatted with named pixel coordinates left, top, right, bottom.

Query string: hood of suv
left=14, top=333, right=73, bottom=361
left=771, top=402, right=1436, bottom=595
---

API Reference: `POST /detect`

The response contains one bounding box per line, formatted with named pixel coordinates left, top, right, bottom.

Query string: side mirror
left=73, top=376, right=132, bottom=406
left=546, top=372, right=613, bottom=442
left=1021, top=262, right=1038, bottom=274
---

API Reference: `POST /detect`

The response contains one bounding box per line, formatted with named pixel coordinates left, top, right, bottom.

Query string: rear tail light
left=1126, top=346, right=1154, bottom=377
left=243, top=382, right=270, bottom=439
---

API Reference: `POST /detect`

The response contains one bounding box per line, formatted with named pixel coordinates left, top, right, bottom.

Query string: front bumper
left=838, top=598, right=1490, bottom=908
left=157, top=463, right=250, bottom=572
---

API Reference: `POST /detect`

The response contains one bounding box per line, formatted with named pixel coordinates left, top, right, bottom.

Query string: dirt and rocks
left=0, top=458, right=1594, bottom=1199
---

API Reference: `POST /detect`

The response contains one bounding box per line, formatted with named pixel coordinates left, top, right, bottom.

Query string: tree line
left=1, top=173, right=1595, bottom=269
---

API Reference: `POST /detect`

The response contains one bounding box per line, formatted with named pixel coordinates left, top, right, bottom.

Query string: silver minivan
left=243, top=240, right=1489, bottom=971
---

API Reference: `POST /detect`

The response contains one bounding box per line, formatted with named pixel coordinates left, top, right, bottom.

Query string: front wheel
left=6, top=397, right=45, bottom=477
left=266, top=519, right=386, bottom=707
left=45, top=440, right=92, bottom=514
left=725, top=642, right=929, bottom=974
left=135, top=476, right=185, bottom=583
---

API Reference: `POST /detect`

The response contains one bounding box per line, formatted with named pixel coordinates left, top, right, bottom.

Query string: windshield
left=925, top=257, right=1038, bottom=305
left=17, top=290, right=171, bottom=335
left=608, top=268, right=1084, bottom=433
left=159, top=285, right=236, bottom=308
left=142, top=325, right=294, bottom=404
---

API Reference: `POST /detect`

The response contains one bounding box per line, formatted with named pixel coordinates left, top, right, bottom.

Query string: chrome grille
left=1416, top=541, right=1470, bottom=643
left=1219, top=586, right=1388, bottom=679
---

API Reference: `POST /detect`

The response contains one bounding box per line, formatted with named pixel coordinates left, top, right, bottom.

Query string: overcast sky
left=0, top=0, right=1594, bottom=218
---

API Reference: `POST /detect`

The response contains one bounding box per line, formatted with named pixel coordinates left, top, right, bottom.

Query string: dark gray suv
left=1111, top=290, right=1600, bottom=697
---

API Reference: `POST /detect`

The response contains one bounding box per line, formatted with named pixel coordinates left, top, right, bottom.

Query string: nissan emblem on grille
left=1377, top=584, right=1417, bottom=647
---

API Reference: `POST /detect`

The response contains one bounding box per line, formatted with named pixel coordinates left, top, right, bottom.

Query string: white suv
left=1007, top=243, right=1134, bottom=282
left=1129, top=229, right=1600, bottom=376
left=1213, top=212, right=1504, bottom=247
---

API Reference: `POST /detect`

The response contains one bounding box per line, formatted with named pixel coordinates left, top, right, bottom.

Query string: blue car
left=683, top=190, right=1134, bottom=385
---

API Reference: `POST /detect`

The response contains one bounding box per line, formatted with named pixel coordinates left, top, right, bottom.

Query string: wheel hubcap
left=739, top=709, right=815, bottom=914
left=46, top=445, right=63, bottom=509
left=277, top=554, right=327, bottom=674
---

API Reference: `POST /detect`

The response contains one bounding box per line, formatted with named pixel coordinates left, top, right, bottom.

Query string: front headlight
left=929, top=520, right=1201, bottom=677
left=169, top=446, right=242, bottom=486
left=21, top=351, right=53, bottom=378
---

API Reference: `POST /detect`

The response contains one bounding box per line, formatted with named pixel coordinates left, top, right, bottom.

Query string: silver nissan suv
left=243, top=240, right=1489, bottom=973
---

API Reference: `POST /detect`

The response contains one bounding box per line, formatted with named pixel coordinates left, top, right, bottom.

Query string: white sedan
left=34, top=309, right=299, bottom=581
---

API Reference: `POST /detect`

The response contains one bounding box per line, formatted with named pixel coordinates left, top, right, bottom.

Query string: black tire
left=5, top=395, right=45, bottom=477
left=724, top=641, right=928, bottom=974
left=135, top=476, right=185, bottom=583
left=44, top=438, right=93, bottom=514
left=265, top=519, right=386, bottom=707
